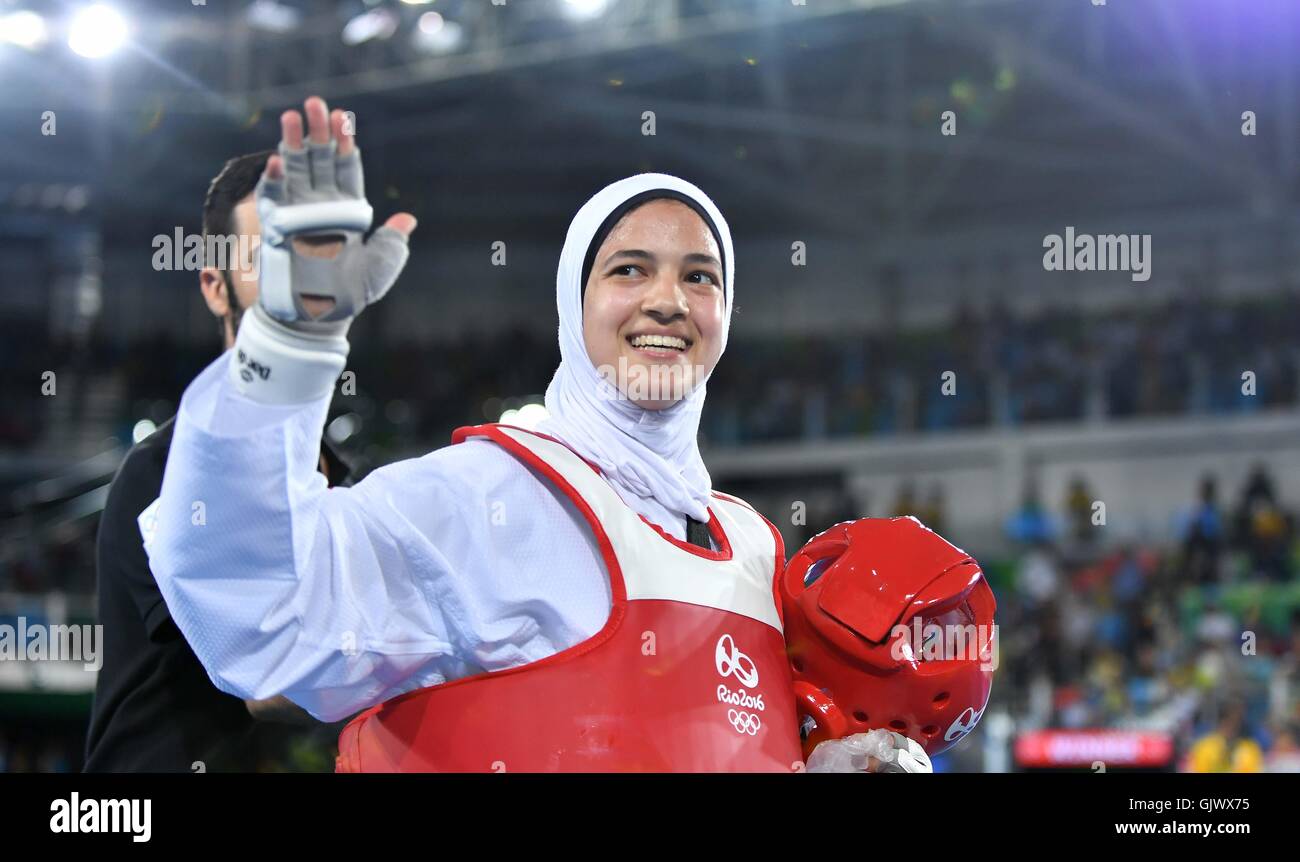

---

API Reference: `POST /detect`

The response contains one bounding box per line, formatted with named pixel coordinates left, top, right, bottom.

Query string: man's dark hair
left=201, top=150, right=271, bottom=340
left=201, top=149, right=272, bottom=267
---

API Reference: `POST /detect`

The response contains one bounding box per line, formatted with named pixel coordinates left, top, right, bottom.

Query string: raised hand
left=230, top=96, right=417, bottom=403
left=254, top=96, right=416, bottom=335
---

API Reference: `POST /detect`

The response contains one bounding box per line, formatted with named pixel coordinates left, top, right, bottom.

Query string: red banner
left=1015, top=730, right=1174, bottom=768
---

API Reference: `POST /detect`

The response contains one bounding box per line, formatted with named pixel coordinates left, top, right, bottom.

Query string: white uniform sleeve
left=147, top=350, right=552, bottom=722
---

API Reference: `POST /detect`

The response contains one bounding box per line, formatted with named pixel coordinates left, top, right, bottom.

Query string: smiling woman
left=143, top=102, right=809, bottom=771
left=326, top=172, right=809, bottom=771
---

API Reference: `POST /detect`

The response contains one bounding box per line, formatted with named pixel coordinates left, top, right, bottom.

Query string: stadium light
left=342, top=8, right=398, bottom=46
left=327, top=413, right=361, bottom=443
left=245, top=0, right=302, bottom=34
left=410, top=12, right=464, bottom=54
left=67, top=4, right=128, bottom=59
left=500, top=402, right=549, bottom=431
left=561, top=0, right=611, bottom=21
left=0, top=10, right=48, bottom=50
left=131, top=419, right=156, bottom=444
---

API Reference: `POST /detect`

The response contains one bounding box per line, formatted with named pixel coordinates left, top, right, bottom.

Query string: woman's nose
left=641, top=275, right=689, bottom=320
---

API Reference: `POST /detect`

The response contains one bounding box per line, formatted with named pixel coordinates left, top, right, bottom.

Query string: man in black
left=84, top=152, right=350, bottom=771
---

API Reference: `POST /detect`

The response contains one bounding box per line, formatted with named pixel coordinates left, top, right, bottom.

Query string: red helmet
left=780, top=516, right=997, bottom=758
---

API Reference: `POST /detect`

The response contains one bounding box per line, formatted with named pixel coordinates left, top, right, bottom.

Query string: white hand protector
left=806, top=729, right=934, bottom=774
left=230, top=139, right=411, bottom=403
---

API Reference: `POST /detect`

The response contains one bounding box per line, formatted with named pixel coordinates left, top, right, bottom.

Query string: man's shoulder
left=102, top=418, right=175, bottom=525
left=117, top=417, right=176, bottom=479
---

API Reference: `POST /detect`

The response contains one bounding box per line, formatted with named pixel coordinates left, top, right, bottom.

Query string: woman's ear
left=199, top=267, right=230, bottom=317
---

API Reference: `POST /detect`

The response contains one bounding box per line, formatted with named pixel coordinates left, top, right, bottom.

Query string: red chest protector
left=335, top=424, right=802, bottom=772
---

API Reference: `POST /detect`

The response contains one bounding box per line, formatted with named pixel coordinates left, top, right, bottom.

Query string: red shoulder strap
left=452, top=423, right=603, bottom=473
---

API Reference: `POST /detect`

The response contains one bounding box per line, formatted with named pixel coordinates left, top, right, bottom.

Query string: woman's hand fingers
left=256, top=154, right=286, bottom=205
left=331, top=107, right=364, bottom=197
left=383, top=213, right=418, bottom=239
left=332, top=109, right=356, bottom=157
left=305, top=96, right=331, bottom=145
left=280, top=109, right=303, bottom=151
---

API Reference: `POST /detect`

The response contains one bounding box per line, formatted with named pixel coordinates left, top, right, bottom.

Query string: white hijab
left=537, top=173, right=735, bottom=523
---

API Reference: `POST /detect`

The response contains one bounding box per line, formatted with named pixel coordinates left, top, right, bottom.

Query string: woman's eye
left=688, top=271, right=719, bottom=286
left=611, top=264, right=643, bottom=277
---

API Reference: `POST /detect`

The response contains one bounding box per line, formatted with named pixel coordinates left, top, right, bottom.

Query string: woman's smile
left=626, top=330, right=693, bottom=359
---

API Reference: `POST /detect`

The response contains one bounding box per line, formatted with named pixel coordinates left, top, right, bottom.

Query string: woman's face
left=582, top=199, right=726, bottom=410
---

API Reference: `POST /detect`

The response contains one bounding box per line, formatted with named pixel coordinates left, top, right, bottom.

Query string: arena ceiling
left=0, top=0, right=1295, bottom=252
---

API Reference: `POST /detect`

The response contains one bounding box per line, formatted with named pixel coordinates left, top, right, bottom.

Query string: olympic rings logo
left=715, top=634, right=759, bottom=688
left=728, top=709, right=762, bottom=736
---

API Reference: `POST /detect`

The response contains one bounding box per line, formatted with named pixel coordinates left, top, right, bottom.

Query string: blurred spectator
left=890, top=481, right=919, bottom=519
left=1016, top=544, right=1062, bottom=610
left=919, top=483, right=947, bottom=536
left=1188, top=705, right=1264, bottom=773
left=1233, top=465, right=1292, bottom=580
left=1064, top=475, right=1097, bottom=548
left=1180, top=475, right=1223, bottom=584
left=1265, top=728, right=1300, bottom=773
left=1006, top=479, right=1057, bottom=545
left=1195, top=599, right=1237, bottom=646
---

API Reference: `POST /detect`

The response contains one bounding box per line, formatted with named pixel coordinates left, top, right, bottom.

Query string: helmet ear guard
left=781, top=517, right=997, bottom=758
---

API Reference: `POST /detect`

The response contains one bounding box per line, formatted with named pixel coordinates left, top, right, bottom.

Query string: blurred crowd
left=3, top=293, right=1299, bottom=454
left=707, top=291, right=1300, bottom=443
left=981, top=463, right=1300, bottom=772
